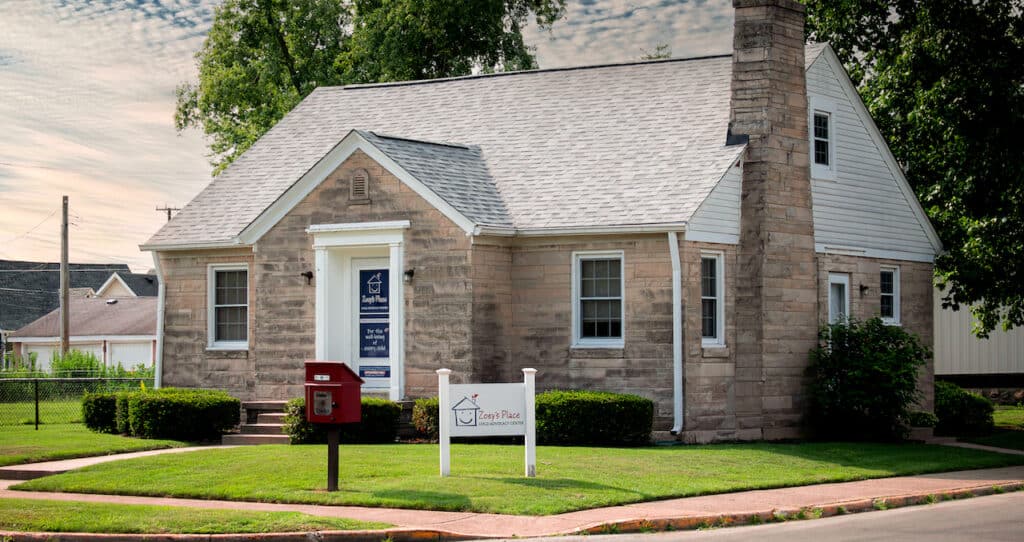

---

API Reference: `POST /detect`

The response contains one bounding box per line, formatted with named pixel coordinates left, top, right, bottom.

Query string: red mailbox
left=304, top=361, right=363, bottom=424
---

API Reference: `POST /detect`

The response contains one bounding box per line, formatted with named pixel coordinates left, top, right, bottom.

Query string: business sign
left=359, top=270, right=389, bottom=317
left=358, top=269, right=389, bottom=359
left=359, top=365, right=391, bottom=378
left=437, top=368, right=537, bottom=478
left=448, top=383, right=526, bottom=437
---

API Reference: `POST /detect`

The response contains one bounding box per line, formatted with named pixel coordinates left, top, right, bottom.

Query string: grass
left=963, top=405, right=1024, bottom=451
left=0, top=424, right=186, bottom=467
left=15, top=441, right=1024, bottom=515
left=0, top=400, right=83, bottom=425
left=0, top=498, right=389, bottom=534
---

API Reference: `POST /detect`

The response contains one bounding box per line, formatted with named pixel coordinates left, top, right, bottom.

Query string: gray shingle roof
left=9, top=297, right=156, bottom=338
left=145, top=54, right=762, bottom=247
left=0, top=261, right=131, bottom=332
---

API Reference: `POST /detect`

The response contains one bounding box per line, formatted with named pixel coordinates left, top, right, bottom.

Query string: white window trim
left=700, top=251, right=726, bottom=347
left=571, top=250, right=625, bottom=349
left=809, top=96, right=838, bottom=181
left=880, top=265, right=901, bottom=325
left=828, top=272, right=851, bottom=324
left=207, top=263, right=250, bottom=351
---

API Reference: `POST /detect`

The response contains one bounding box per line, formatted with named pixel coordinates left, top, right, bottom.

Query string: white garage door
left=24, top=343, right=104, bottom=372
left=109, top=341, right=153, bottom=367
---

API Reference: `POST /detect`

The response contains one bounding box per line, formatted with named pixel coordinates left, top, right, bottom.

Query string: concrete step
left=257, top=412, right=287, bottom=424
left=239, top=423, right=286, bottom=435
left=241, top=400, right=289, bottom=412
left=222, top=433, right=290, bottom=445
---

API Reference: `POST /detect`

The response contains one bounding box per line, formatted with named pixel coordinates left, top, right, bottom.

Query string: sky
left=0, top=0, right=734, bottom=272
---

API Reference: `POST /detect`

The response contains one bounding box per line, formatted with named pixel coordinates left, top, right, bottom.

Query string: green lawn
left=15, top=442, right=1024, bottom=515
left=0, top=424, right=186, bottom=467
left=0, top=400, right=83, bottom=425
left=963, top=406, right=1024, bottom=451
left=0, top=498, right=389, bottom=534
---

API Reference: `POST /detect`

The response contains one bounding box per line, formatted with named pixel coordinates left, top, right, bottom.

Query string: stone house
left=142, top=0, right=941, bottom=442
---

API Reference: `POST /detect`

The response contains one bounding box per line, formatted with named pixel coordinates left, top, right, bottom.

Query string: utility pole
left=59, top=195, right=69, bottom=357
left=156, top=205, right=180, bottom=222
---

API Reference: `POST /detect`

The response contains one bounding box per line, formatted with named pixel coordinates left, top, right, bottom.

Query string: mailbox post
left=304, top=361, right=363, bottom=492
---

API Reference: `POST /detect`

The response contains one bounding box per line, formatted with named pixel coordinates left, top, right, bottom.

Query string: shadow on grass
left=368, top=488, right=472, bottom=511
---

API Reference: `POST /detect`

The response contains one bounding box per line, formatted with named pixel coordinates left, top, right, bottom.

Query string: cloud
left=0, top=0, right=735, bottom=270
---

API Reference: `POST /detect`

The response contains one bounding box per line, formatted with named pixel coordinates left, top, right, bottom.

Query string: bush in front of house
left=536, top=390, right=654, bottom=446
left=412, top=397, right=440, bottom=439
left=125, top=388, right=240, bottom=441
left=907, top=410, right=939, bottom=428
left=283, top=397, right=401, bottom=444
left=805, top=317, right=930, bottom=441
left=82, top=392, right=119, bottom=434
left=934, top=381, right=995, bottom=436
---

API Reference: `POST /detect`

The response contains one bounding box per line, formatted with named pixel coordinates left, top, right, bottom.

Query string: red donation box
left=304, top=361, right=363, bottom=424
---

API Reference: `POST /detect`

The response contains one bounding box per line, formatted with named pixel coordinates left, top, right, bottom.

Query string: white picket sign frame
left=436, top=368, right=537, bottom=477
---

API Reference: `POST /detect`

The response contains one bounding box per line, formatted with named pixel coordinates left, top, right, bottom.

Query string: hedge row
left=935, top=381, right=994, bottom=436
left=83, top=388, right=240, bottom=441
left=283, top=397, right=401, bottom=444
left=412, top=390, right=654, bottom=446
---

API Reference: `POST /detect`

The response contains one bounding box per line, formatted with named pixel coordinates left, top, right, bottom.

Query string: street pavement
left=518, top=490, right=1024, bottom=542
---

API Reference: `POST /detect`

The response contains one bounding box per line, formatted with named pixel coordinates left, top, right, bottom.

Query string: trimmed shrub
left=806, top=317, right=929, bottom=441
left=127, top=388, right=240, bottom=441
left=935, top=381, right=994, bottom=436
left=908, top=410, right=939, bottom=428
left=283, top=397, right=401, bottom=444
left=536, top=390, right=653, bottom=446
left=82, top=392, right=118, bottom=434
left=115, top=392, right=136, bottom=434
left=412, top=397, right=440, bottom=439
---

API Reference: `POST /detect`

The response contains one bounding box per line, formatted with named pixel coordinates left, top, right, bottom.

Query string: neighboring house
left=92, top=272, right=159, bottom=298
left=142, top=1, right=940, bottom=442
left=7, top=297, right=157, bottom=371
left=0, top=260, right=133, bottom=357
left=934, top=291, right=1024, bottom=388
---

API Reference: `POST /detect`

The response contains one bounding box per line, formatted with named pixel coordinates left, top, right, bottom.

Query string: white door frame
left=308, top=220, right=409, bottom=401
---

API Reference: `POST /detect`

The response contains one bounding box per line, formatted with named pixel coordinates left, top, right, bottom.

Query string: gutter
left=474, top=222, right=689, bottom=237
left=151, top=252, right=165, bottom=389
left=668, top=231, right=684, bottom=434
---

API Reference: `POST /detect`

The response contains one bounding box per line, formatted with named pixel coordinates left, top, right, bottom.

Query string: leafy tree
left=805, top=0, right=1024, bottom=335
left=177, top=0, right=565, bottom=173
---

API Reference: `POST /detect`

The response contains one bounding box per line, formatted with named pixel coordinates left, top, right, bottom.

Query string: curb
left=2, top=482, right=1022, bottom=541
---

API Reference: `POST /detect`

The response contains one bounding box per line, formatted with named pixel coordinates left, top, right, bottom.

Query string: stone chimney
left=731, top=0, right=818, bottom=440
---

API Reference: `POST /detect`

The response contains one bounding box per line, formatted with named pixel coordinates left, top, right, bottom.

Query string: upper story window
left=572, top=251, right=624, bottom=348
left=809, top=97, right=837, bottom=181
left=701, top=252, right=725, bottom=346
left=880, top=266, right=900, bottom=325
left=208, top=264, right=249, bottom=350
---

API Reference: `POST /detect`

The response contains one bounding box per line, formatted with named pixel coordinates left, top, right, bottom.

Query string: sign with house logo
left=448, top=383, right=527, bottom=437
left=358, top=269, right=389, bottom=360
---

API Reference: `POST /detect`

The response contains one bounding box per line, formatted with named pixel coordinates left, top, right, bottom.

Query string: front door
left=352, top=258, right=391, bottom=390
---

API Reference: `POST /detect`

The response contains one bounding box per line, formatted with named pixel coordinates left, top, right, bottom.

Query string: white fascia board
left=475, top=222, right=689, bottom=237
left=238, top=130, right=477, bottom=246
left=816, top=243, right=936, bottom=263
left=819, top=46, right=943, bottom=254
left=95, top=273, right=137, bottom=297
left=13, top=335, right=156, bottom=344
left=306, top=220, right=411, bottom=234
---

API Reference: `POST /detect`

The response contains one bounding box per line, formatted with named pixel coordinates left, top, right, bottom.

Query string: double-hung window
left=809, top=97, right=837, bottom=180
left=701, top=252, right=725, bottom=346
left=880, top=266, right=900, bottom=325
left=208, top=264, right=249, bottom=349
left=572, top=252, right=624, bottom=348
left=828, top=273, right=850, bottom=324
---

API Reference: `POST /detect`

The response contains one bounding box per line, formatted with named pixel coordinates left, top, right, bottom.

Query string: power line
left=0, top=268, right=126, bottom=273
left=3, top=208, right=58, bottom=244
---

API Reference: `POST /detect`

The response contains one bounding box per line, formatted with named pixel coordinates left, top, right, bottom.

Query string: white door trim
left=309, top=221, right=408, bottom=401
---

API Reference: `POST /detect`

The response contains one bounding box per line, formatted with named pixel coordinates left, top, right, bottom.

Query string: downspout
left=668, top=231, right=684, bottom=434
left=151, top=251, right=165, bottom=389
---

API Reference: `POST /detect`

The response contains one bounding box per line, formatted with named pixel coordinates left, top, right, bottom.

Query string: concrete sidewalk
left=0, top=445, right=235, bottom=480
left=2, top=465, right=1024, bottom=539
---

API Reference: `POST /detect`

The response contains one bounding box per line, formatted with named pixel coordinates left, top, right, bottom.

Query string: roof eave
left=474, top=222, right=688, bottom=237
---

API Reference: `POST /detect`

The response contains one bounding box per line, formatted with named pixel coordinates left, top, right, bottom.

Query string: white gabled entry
left=308, top=221, right=409, bottom=401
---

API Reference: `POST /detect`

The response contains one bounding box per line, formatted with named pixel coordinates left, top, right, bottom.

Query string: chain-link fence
left=0, top=377, right=153, bottom=427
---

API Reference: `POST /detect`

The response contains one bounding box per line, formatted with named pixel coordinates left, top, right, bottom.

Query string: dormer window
left=809, top=97, right=837, bottom=180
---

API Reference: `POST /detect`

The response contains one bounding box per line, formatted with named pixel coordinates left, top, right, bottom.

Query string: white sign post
left=436, top=368, right=537, bottom=478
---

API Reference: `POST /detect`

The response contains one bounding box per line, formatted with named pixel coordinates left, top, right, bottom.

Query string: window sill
left=881, top=319, right=902, bottom=327
left=206, top=343, right=249, bottom=352
left=701, top=345, right=730, bottom=359
left=572, top=340, right=625, bottom=350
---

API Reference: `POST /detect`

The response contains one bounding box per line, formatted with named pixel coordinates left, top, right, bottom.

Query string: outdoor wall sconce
left=859, top=284, right=870, bottom=296
left=404, top=269, right=415, bottom=283
left=301, top=271, right=314, bottom=285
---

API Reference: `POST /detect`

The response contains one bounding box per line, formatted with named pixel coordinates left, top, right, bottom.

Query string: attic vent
left=350, top=169, right=370, bottom=201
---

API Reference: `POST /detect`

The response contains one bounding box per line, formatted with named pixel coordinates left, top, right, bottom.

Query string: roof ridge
left=323, top=53, right=733, bottom=91
left=366, top=131, right=472, bottom=150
